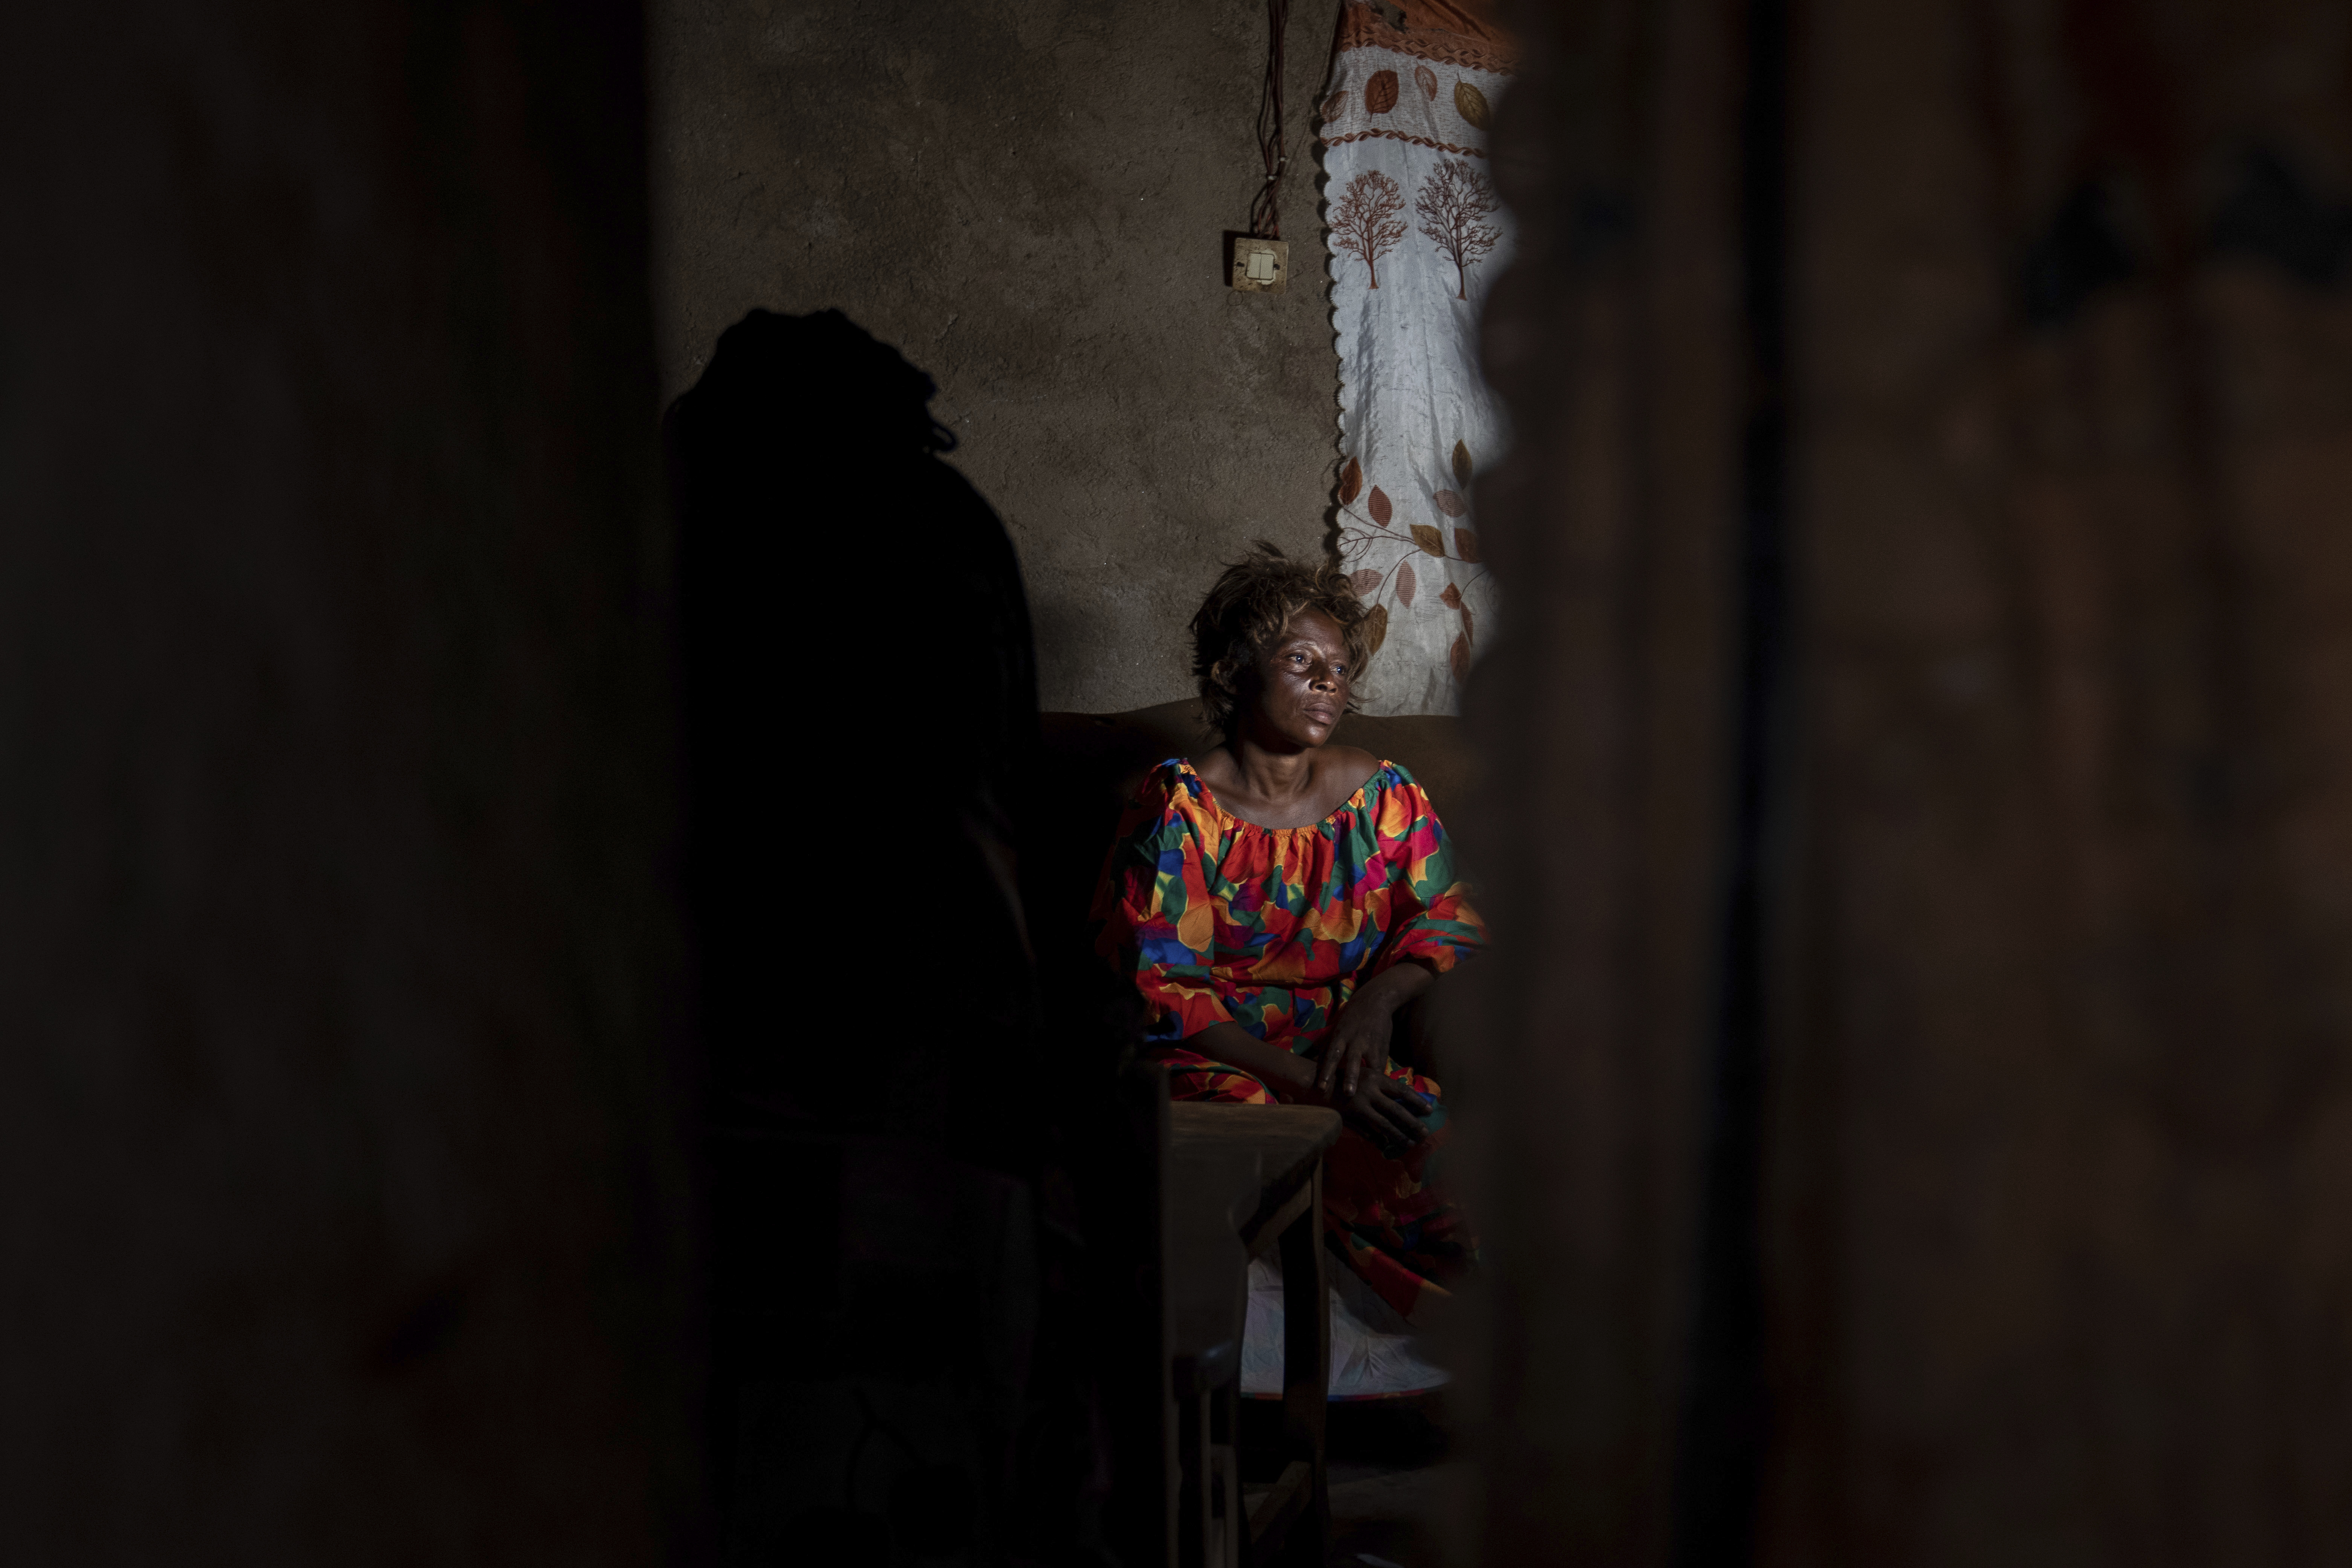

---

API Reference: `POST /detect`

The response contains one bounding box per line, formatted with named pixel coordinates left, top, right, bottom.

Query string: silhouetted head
left=665, top=308, right=954, bottom=500
left=1190, top=542, right=1375, bottom=743
left=662, top=307, right=1031, bottom=789
left=664, top=309, right=1038, bottom=1130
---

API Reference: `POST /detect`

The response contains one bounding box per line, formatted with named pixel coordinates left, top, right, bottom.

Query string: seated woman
left=1091, top=544, right=1484, bottom=1324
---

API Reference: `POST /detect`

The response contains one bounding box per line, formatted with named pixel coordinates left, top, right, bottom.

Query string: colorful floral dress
left=1091, top=757, right=1485, bottom=1319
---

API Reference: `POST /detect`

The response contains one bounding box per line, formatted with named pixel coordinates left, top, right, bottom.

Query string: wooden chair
left=1160, top=1096, right=1342, bottom=1568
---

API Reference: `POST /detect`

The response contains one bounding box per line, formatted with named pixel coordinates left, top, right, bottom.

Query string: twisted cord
left=1249, top=0, right=1291, bottom=239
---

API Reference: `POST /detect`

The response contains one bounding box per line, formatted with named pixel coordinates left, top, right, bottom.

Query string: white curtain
left=1319, top=1, right=1515, bottom=715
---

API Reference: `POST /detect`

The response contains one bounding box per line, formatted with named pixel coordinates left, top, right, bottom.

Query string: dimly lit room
left=12, top=0, right=2352, bottom=1564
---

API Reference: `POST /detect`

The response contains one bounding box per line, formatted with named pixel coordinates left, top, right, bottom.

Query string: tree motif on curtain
left=1414, top=159, right=1501, bottom=299
left=1332, top=171, right=1409, bottom=288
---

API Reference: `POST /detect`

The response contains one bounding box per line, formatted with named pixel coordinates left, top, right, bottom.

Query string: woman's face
left=1238, top=608, right=1352, bottom=751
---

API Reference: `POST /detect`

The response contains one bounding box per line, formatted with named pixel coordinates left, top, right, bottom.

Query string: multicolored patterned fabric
left=1091, top=757, right=1485, bottom=1318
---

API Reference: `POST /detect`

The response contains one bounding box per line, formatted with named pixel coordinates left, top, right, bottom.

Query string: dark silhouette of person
left=664, top=308, right=1040, bottom=1147
left=667, top=311, right=1121, bottom=1567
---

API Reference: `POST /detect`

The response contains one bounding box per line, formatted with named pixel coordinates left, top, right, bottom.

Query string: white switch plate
left=1230, top=237, right=1289, bottom=294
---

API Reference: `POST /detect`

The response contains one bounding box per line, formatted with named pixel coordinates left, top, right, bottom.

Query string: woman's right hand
left=1331, top=1070, right=1433, bottom=1155
left=1180, top=1020, right=1432, bottom=1153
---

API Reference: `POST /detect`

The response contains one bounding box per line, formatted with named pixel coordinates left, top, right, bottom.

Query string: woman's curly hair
left=1190, top=542, right=1377, bottom=735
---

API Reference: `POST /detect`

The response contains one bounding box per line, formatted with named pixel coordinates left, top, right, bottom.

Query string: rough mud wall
left=652, top=0, right=1345, bottom=713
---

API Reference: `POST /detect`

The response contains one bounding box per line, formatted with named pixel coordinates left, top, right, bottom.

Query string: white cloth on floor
left=1239, top=1251, right=1450, bottom=1400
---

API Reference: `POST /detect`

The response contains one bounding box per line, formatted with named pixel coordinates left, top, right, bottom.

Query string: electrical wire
left=1249, top=0, right=1291, bottom=239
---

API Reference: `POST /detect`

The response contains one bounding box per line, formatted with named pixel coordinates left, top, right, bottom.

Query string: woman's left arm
left=1316, top=774, right=1488, bottom=1098
left=1313, top=957, right=1435, bottom=1098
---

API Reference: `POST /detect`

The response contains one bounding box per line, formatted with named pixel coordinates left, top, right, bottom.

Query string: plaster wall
left=652, top=0, right=1345, bottom=713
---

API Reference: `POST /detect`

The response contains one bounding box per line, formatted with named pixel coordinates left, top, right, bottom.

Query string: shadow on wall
left=1028, top=596, right=1132, bottom=705
left=663, top=310, right=1124, bottom=1565
left=663, top=308, right=1041, bottom=1136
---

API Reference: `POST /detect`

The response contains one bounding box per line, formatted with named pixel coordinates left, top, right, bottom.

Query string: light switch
left=1230, top=237, right=1289, bottom=294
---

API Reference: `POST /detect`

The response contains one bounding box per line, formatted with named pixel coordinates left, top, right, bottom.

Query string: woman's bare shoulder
left=1318, top=744, right=1383, bottom=799
left=1187, top=744, right=1238, bottom=789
